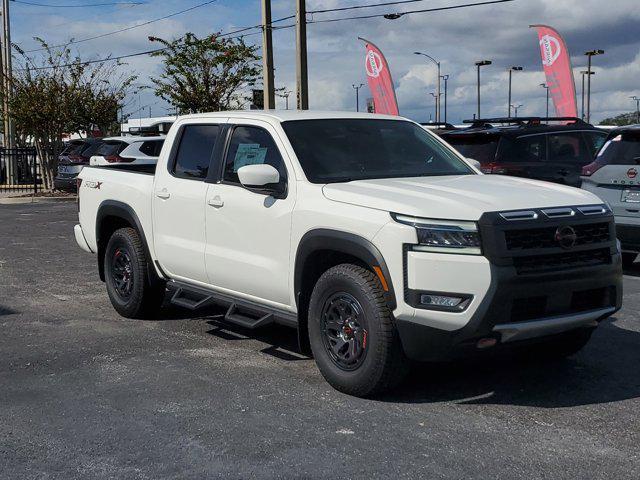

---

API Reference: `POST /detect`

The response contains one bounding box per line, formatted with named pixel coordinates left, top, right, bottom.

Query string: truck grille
left=509, top=287, right=613, bottom=322
left=513, top=248, right=611, bottom=275
left=505, top=222, right=610, bottom=251
left=479, top=205, right=616, bottom=276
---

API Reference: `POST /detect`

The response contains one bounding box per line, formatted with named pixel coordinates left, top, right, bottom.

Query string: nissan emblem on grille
left=555, top=225, right=578, bottom=249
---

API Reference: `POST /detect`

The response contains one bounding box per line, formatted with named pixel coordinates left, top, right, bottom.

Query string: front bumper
left=395, top=257, right=622, bottom=361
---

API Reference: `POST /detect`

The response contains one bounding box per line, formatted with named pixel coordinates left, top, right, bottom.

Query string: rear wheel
left=308, top=264, right=408, bottom=397
left=104, top=227, right=165, bottom=318
left=622, top=252, right=637, bottom=268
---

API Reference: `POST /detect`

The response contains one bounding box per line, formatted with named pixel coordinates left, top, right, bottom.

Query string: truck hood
left=322, top=175, right=602, bottom=221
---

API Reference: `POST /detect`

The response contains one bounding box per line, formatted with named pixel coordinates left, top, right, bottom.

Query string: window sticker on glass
left=234, top=143, right=267, bottom=171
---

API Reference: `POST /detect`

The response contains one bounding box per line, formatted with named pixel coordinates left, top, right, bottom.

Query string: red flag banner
left=358, top=37, right=399, bottom=116
left=530, top=24, right=578, bottom=118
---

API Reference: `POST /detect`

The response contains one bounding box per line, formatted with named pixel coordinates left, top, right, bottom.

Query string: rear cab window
left=171, top=124, right=220, bottom=179
left=546, top=132, right=593, bottom=165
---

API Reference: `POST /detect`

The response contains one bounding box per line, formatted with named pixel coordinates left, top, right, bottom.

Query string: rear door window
left=172, top=125, right=220, bottom=180
left=546, top=132, right=592, bottom=165
left=501, top=135, right=546, bottom=163
left=444, top=135, right=499, bottom=163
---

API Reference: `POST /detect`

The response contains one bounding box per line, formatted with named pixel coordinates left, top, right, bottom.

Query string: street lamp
left=430, top=92, right=439, bottom=122
left=352, top=83, right=364, bottom=112
left=510, top=104, right=524, bottom=118
left=580, top=70, right=595, bottom=120
left=585, top=49, right=604, bottom=123
left=441, top=74, right=449, bottom=123
left=415, top=51, right=441, bottom=122
left=540, top=83, right=550, bottom=121
left=475, top=60, right=492, bottom=119
left=507, top=66, right=523, bottom=117
left=631, top=96, right=640, bottom=124
left=277, top=89, right=292, bottom=110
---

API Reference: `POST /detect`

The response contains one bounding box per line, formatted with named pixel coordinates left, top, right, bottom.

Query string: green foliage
left=149, top=33, right=260, bottom=113
left=7, top=38, right=136, bottom=189
left=600, top=112, right=640, bottom=126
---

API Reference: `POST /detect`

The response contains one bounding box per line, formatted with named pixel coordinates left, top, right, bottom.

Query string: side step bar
left=168, top=280, right=297, bottom=330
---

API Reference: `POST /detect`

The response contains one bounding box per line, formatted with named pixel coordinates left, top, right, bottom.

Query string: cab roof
left=177, top=110, right=408, bottom=123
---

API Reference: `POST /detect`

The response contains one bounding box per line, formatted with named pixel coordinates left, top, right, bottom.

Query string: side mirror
left=237, top=164, right=284, bottom=197
left=467, top=158, right=481, bottom=169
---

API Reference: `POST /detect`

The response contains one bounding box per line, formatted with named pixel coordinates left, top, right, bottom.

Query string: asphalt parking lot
left=1, top=200, right=639, bottom=479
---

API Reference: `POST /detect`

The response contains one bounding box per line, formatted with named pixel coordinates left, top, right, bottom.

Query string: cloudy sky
left=10, top=0, right=640, bottom=123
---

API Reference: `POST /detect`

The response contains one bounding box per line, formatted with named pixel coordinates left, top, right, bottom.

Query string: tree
left=7, top=39, right=136, bottom=189
left=149, top=33, right=261, bottom=114
left=600, top=112, right=638, bottom=126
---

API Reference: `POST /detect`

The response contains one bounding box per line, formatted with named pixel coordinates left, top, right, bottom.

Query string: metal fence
left=0, top=147, right=40, bottom=194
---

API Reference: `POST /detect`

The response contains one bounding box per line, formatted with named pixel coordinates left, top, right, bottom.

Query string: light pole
left=510, top=104, right=524, bottom=118
left=507, top=66, right=523, bottom=117
left=277, top=89, right=292, bottom=110
left=585, top=49, right=604, bottom=123
left=441, top=74, right=449, bottom=123
left=475, top=60, right=492, bottom=119
left=352, top=83, right=364, bottom=112
left=580, top=70, right=595, bottom=120
left=540, top=83, right=549, bottom=121
left=414, top=52, right=441, bottom=122
left=631, top=96, right=640, bottom=124
left=430, top=92, right=439, bottom=122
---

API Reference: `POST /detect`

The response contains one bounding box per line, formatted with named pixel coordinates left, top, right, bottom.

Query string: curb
left=0, top=196, right=77, bottom=205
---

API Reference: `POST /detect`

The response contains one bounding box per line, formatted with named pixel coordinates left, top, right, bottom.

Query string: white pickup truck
left=75, top=111, right=622, bottom=397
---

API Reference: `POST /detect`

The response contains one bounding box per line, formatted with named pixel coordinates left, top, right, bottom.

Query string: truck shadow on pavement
left=382, top=317, right=640, bottom=408
left=158, top=295, right=639, bottom=408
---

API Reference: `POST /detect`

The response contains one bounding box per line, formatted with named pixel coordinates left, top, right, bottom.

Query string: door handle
left=156, top=189, right=170, bottom=199
left=208, top=195, right=224, bottom=208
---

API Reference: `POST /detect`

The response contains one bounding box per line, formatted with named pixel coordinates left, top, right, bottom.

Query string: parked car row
left=54, top=134, right=166, bottom=191
left=435, top=118, right=640, bottom=267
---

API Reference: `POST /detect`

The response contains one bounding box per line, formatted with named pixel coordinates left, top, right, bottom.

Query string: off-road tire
left=104, top=227, right=165, bottom=319
left=308, top=264, right=408, bottom=397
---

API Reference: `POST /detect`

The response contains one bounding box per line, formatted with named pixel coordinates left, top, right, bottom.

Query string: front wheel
left=308, top=264, right=408, bottom=397
left=104, top=227, right=165, bottom=319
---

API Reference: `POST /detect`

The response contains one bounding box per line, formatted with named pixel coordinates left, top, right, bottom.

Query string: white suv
left=89, top=136, right=165, bottom=167
left=75, top=111, right=623, bottom=396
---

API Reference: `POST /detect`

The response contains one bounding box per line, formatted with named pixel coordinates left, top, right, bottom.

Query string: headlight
left=392, top=214, right=482, bottom=255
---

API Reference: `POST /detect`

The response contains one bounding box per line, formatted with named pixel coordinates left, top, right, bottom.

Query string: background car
left=89, top=136, right=165, bottom=167
left=54, top=138, right=103, bottom=191
left=440, top=117, right=608, bottom=187
left=581, top=125, right=640, bottom=267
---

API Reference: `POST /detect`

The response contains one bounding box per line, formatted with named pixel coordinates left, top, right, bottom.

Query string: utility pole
left=580, top=70, right=594, bottom=121
left=430, top=92, right=438, bottom=122
left=414, top=52, right=440, bottom=122
left=261, top=0, right=275, bottom=109
left=352, top=83, right=364, bottom=112
left=441, top=74, right=449, bottom=123
left=1, top=0, right=14, bottom=151
left=296, top=0, right=309, bottom=110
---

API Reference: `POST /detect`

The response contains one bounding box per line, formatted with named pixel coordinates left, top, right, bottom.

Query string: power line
left=309, top=0, right=431, bottom=14
left=19, top=0, right=512, bottom=70
left=307, top=0, right=515, bottom=24
left=21, top=0, right=219, bottom=52
left=11, top=0, right=143, bottom=6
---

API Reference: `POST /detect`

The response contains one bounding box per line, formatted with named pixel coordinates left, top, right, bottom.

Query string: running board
left=167, top=280, right=297, bottom=329
left=225, top=303, right=274, bottom=330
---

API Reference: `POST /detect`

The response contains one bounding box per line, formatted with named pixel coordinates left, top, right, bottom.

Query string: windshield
left=444, top=134, right=499, bottom=164
left=594, top=131, right=640, bottom=166
left=281, top=119, right=474, bottom=183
